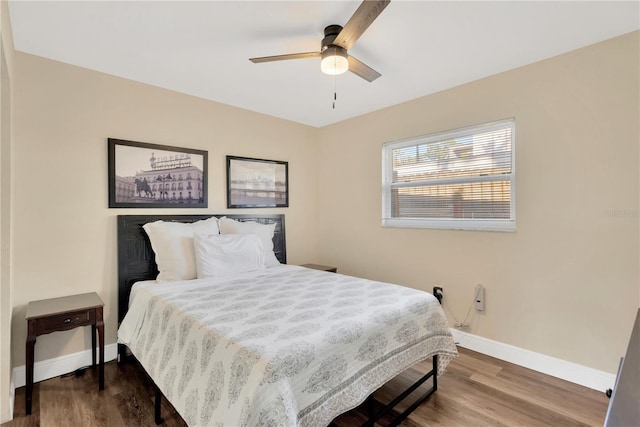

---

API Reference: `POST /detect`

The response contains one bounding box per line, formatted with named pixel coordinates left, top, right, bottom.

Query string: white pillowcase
left=143, top=217, right=220, bottom=282
left=218, top=217, right=280, bottom=267
left=194, top=233, right=265, bottom=278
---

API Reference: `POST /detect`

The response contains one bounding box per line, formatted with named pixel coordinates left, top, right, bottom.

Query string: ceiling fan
left=249, top=0, right=390, bottom=82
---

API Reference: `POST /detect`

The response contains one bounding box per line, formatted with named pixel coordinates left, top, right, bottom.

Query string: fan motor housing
left=321, top=25, right=343, bottom=51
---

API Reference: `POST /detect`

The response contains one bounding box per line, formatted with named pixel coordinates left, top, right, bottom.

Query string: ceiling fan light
left=321, top=46, right=348, bottom=76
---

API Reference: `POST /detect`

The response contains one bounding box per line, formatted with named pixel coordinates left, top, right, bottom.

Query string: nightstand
left=25, top=292, right=104, bottom=415
left=300, top=263, right=337, bottom=273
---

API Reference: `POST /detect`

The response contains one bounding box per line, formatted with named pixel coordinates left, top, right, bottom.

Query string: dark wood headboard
left=117, top=214, right=286, bottom=324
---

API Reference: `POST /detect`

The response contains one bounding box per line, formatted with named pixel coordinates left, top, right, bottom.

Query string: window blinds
left=382, top=118, right=515, bottom=231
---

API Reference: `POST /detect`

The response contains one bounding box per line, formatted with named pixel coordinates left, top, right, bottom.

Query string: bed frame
left=116, top=214, right=438, bottom=427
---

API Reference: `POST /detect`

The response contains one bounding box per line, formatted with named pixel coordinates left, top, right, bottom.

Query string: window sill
left=381, top=218, right=516, bottom=232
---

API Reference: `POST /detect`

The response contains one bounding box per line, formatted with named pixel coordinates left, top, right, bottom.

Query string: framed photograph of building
left=108, top=138, right=208, bottom=208
left=226, top=156, right=288, bottom=208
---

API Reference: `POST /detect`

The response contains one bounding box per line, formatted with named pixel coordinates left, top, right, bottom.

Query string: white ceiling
left=8, top=1, right=640, bottom=128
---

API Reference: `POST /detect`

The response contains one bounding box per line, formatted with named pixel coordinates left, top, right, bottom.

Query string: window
left=382, top=118, right=515, bottom=231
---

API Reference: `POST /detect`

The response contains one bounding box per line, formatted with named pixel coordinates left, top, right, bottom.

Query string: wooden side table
left=25, top=292, right=104, bottom=415
left=300, top=263, right=337, bottom=273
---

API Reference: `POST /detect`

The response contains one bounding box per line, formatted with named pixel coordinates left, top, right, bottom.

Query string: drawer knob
left=64, top=318, right=71, bottom=324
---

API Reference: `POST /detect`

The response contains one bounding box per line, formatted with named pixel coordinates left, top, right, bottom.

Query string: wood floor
left=4, top=347, right=609, bottom=427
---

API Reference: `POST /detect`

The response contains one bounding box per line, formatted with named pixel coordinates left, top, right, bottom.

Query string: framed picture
left=227, top=156, right=288, bottom=208
left=108, top=138, right=208, bottom=208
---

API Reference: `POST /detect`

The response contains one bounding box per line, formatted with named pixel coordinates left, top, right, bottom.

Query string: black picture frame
left=226, top=156, right=289, bottom=208
left=108, top=138, right=208, bottom=208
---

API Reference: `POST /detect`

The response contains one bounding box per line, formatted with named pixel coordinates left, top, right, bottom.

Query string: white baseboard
left=12, top=344, right=118, bottom=389
left=450, top=328, right=616, bottom=392
left=5, top=376, right=15, bottom=424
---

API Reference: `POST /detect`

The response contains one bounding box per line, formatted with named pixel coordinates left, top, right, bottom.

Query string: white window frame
left=382, top=118, right=516, bottom=232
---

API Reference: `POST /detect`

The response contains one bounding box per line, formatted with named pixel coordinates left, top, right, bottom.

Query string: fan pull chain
left=332, top=74, right=337, bottom=110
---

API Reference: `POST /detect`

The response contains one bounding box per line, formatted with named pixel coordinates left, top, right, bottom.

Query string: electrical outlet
left=474, top=284, right=485, bottom=311
left=433, top=286, right=443, bottom=304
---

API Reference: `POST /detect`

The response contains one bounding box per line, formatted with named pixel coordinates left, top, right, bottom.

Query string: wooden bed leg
left=155, top=385, right=163, bottom=425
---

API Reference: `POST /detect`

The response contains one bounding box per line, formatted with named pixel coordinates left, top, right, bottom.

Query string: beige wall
left=9, top=52, right=320, bottom=368
left=0, top=0, right=14, bottom=422
left=316, top=31, right=639, bottom=373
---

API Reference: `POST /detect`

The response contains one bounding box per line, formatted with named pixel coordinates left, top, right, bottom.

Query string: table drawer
left=36, top=309, right=95, bottom=335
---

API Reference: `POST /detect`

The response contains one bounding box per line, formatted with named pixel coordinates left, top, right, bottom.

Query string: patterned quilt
left=118, top=265, right=457, bottom=427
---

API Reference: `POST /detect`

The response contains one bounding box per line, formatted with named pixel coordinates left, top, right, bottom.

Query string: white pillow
left=194, top=233, right=265, bottom=278
left=218, top=217, right=280, bottom=267
left=142, top=217, right=220, bottom=282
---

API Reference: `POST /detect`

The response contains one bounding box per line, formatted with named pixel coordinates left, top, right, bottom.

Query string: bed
left=116, top=214, right=457, bottom=426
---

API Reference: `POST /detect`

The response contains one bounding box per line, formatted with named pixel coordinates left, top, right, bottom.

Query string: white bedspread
left=118, top=265, right=457, bottom=427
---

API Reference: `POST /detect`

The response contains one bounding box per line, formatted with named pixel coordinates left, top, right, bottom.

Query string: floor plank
left=4, top=347, right=609, bottom=426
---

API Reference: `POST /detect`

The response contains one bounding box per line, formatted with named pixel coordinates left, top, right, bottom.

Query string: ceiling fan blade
left=333, top=0, right=390, bottom=50
left=348, top=55, right=381, bottom=82
left=250, top=52, right=320, bottom=63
